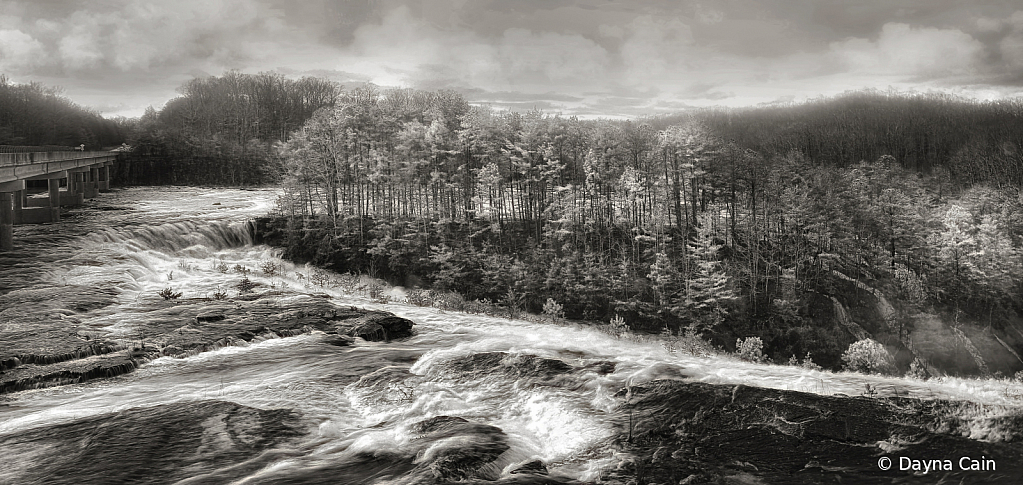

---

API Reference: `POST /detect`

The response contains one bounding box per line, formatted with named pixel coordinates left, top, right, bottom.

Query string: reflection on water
left=1, top=187, right=1022, bottom=483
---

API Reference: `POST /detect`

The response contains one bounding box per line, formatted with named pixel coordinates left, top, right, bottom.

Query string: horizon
left=3, top=1, right=1023, bottom=119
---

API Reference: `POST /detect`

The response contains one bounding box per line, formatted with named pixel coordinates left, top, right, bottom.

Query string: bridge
left=0, top=150, right=119, bottom=251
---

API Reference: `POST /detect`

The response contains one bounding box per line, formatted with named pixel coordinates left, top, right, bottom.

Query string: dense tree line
left=118, top=71, right=339, bottom=185
left=262, top=86, right=1022, bottom=373
left=694, top=90, right=1023, bottom=188
left=0, top=75, right=125, bottom=149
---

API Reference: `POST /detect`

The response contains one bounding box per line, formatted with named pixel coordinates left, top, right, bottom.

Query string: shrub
left=610, top=314, right=628, bottom=335
left=465, top=298, right=493, bottom=315
left=213, top=260, right=230, bottom=274
left=841, top=339, right=896, bottom=375
left=736, top=337, right=766, bottom=363
left=800, top=352, right=822, bottom=371
left=233, top=264, right=250, bottom=276
left=405, top=288, right=431, bottom=307
left=310, top=269, right=331, bottom=287
left=236, top=277, right=257, bottom=294
left=1014, top=370, right=1023, bottom=382
left=260, top=260, right=281, bottom=277
left=542, top=298, right=565, bottom=323
left=212, top=286, right=228, bottom=300
left=907, top=359, right=930, bottom=380
left=158, top=288, right=182, bottom=300
left=502, top=288, right=523, bottom=319
left=332, top=273, right=360, bottom=293
left=600, top=314, right=630, bottom=338
left=364, top=283, right=383, bottom=299
left=662, top=326, right=714, bottom=356
left=433, top=291, right=466, bottom=311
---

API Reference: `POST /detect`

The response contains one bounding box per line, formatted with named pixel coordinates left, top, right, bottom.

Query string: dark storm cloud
left=2, top=0, right=1023, bottom=118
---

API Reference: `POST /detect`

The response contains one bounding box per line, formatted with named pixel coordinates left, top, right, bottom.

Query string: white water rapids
left=1, top=187, right=1022, bottom=483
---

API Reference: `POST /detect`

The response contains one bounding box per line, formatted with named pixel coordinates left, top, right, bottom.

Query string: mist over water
left=2, top=187, right=1022, bottom=483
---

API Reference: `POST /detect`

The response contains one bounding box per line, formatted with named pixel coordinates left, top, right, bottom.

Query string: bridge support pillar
left=62, top=171, right=85, bottom=206
left=0, top=180, right=26, bottom=251
left=1, top=192, right=11, bottom=251
left=49, top=178, right=61, bottom=222
left=99, top=163, right=112, bottom=192
left=85, top=166, right=99, bottom=199
left=13, top=190, right=23, bottom=224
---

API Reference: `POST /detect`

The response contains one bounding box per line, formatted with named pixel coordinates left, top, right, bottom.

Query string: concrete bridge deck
left=1, top=150, right=119, bottom=251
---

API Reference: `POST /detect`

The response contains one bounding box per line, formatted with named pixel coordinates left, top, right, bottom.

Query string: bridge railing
left=0, top=145, right=79, bottom=153
left=0, top=151, right=117, bottom=167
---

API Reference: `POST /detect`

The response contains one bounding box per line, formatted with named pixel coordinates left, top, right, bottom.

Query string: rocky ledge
left=601, top=379, right=1023, bottom=484
left=0, top=286, right=414, bottom=394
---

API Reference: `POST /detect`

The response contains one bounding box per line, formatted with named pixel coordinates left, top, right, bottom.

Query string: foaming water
left=2, top=187, right=1022, bottom=484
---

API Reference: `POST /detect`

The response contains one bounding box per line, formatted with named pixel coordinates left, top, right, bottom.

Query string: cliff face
left=821, top=271, right=1023, bottom=378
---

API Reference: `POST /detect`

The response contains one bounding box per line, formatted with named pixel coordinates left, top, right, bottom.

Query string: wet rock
left=0, top=356, right=21, bottom=371
left=323, top=335, right=355, bottom=347
left=0, top=400, right=306, bottom=485
left=582, top=360, right=617, bottom=375
left=194, top=310, right=226, bottom=322
left=160, top=345, right=184, bottom=356
left=335, top=312, right=415, bottom=341
left=508, top=459, right=548, bottom=475
left=409, top=416, right=511, bottom=480
left=0, top=285, right=122, bottom=373
left=602, top=379, right=1023, bottom=484
left=448, top=352, right=574, bottom=380
left=1, top=295, right=414, bottom=393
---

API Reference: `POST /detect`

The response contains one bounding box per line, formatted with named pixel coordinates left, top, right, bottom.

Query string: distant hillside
left=0, top=75, right=126, bottom=149
left=691, top=90, right=1023, bottom=188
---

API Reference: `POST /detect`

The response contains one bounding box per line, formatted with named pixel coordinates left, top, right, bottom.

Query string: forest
left=249, top=85, right=1023, bottom=375
left=117, top=71, right=339, bottom=185
left=0, top=75, right=126, bottom=149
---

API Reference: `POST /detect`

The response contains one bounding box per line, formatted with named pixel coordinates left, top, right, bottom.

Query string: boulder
left=336, top=312, right=414, bottom=341
left=194, top=311, right=226, bottom=323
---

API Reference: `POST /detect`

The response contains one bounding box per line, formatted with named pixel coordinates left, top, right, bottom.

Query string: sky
left=3, top=0, right=1023, bottom=119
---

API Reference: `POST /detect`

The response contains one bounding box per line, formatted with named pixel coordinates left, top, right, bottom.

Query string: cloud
left=829, top=23, right=985, bottom=78
left=620, top=15, right=697, bottom=83
left=2, top=0, right=297, bottom=74
left=346, top=5, right=609, bottom=90
left=986, top=11, right=1023, bottom=73
left=5, top=0, right=1023, bottom=118
left=497, top=28, right=609, bottom=82
left=0, top=29, right=46, bottom=70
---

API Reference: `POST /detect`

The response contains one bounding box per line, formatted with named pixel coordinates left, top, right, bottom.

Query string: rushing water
left=2, top=187, right=1022, bottom=483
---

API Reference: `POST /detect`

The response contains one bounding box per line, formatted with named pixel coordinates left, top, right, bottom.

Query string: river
left=1, top=187, right=1022, bottom=484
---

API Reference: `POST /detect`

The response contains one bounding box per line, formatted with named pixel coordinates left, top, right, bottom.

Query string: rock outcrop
left=0, top=400, right=307, bottom=485
left=0, top=290, right=414, bottom=393
left=601, top=379, right=1023, bottom=484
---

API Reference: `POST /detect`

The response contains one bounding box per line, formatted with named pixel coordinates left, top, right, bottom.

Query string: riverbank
left=251, top=213, right=1023, bottom=380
